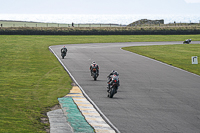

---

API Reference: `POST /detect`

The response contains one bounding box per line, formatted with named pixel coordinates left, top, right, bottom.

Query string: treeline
left=0, top=27, right=200, bottom=35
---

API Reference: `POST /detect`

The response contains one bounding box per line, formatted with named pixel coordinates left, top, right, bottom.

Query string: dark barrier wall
left=0, top=28, right=200, bottom=35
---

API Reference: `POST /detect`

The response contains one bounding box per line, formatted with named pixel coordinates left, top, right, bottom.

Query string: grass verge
left=0, top=35, right=200, bottom=132
left=122, top=44, right=200, bottom=76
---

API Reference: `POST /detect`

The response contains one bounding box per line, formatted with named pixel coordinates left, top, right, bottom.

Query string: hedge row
left=0, top=27, right=200, bottom=35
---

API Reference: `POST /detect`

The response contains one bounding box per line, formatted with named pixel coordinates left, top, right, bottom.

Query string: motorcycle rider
left=90, top=61, right=99, bottom=76
left=61, top=46, right=67, bottom=57
left=107, top=70, right=120, bottom=92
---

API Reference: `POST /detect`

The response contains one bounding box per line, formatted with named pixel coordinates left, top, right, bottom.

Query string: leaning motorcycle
left=61, top=51, right=66, bottom=59
left=183, top=39, right=192, bottom=44
left=107, top=75, right=119, bottom=98
left=91, top=68, right=98, bottom=81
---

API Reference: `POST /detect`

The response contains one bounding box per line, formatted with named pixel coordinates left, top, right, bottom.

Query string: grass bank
left=0, top=35, right=200, bottom=132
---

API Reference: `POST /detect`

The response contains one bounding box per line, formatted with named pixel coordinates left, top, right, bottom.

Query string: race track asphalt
left=50, top=41, right=200, bottom=133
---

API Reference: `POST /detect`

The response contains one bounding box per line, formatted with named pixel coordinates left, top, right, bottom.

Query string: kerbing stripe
left=66, top=86, right=116, bottom=133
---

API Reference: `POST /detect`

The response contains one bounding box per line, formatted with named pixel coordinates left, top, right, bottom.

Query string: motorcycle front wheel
left=108, top=87, right=115, bottom=98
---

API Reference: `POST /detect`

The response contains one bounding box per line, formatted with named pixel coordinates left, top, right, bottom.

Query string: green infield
left=0, top=35, right=200, bottom=132
left=122, top=44, right=200, bottom=76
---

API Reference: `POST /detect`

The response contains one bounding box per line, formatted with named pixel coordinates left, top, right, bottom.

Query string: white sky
left=185, top=0, right=200, bottom=3
left=0, top=0, right=200, bottom=14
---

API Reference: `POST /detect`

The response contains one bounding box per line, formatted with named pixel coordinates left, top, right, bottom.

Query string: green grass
left=123, top=44, right=200, bottom=75
left=0, top=35, right=200, bottom=132
left=0, top=36, right=73, bottom=132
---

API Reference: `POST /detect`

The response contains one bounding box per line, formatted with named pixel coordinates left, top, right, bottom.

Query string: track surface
left=51, top=42, right=200, bottom=133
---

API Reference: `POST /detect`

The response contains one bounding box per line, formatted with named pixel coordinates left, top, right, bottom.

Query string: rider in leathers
left=90, top=61, right=99, bottom=76
left=61, top=46, right=67, bottom=56
left=107, top=70, right=120, bottom=92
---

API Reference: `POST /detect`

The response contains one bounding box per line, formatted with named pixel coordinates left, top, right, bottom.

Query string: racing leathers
left=90, top=62, right=99, bottom=76
left=107, top=70, right=120, bottom=92
left=61, top=46, right=67, bottom=55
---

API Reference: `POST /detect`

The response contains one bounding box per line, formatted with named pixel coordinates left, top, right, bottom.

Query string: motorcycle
left=183, top=39, right=192, bottom=44
left=91, top=68, right=98, bottom=81
left=61, top=51, right=66, bottom=59
left=107, top=75, right=119, bottom=98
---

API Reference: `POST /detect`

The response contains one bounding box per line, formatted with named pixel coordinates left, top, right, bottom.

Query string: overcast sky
left=0, top=0, right=200, bottom=14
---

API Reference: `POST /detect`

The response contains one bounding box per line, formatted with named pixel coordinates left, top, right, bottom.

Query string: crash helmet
left=111, top=70, right=115, bottom=74
left=114, top=71, right=118, bottom=75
